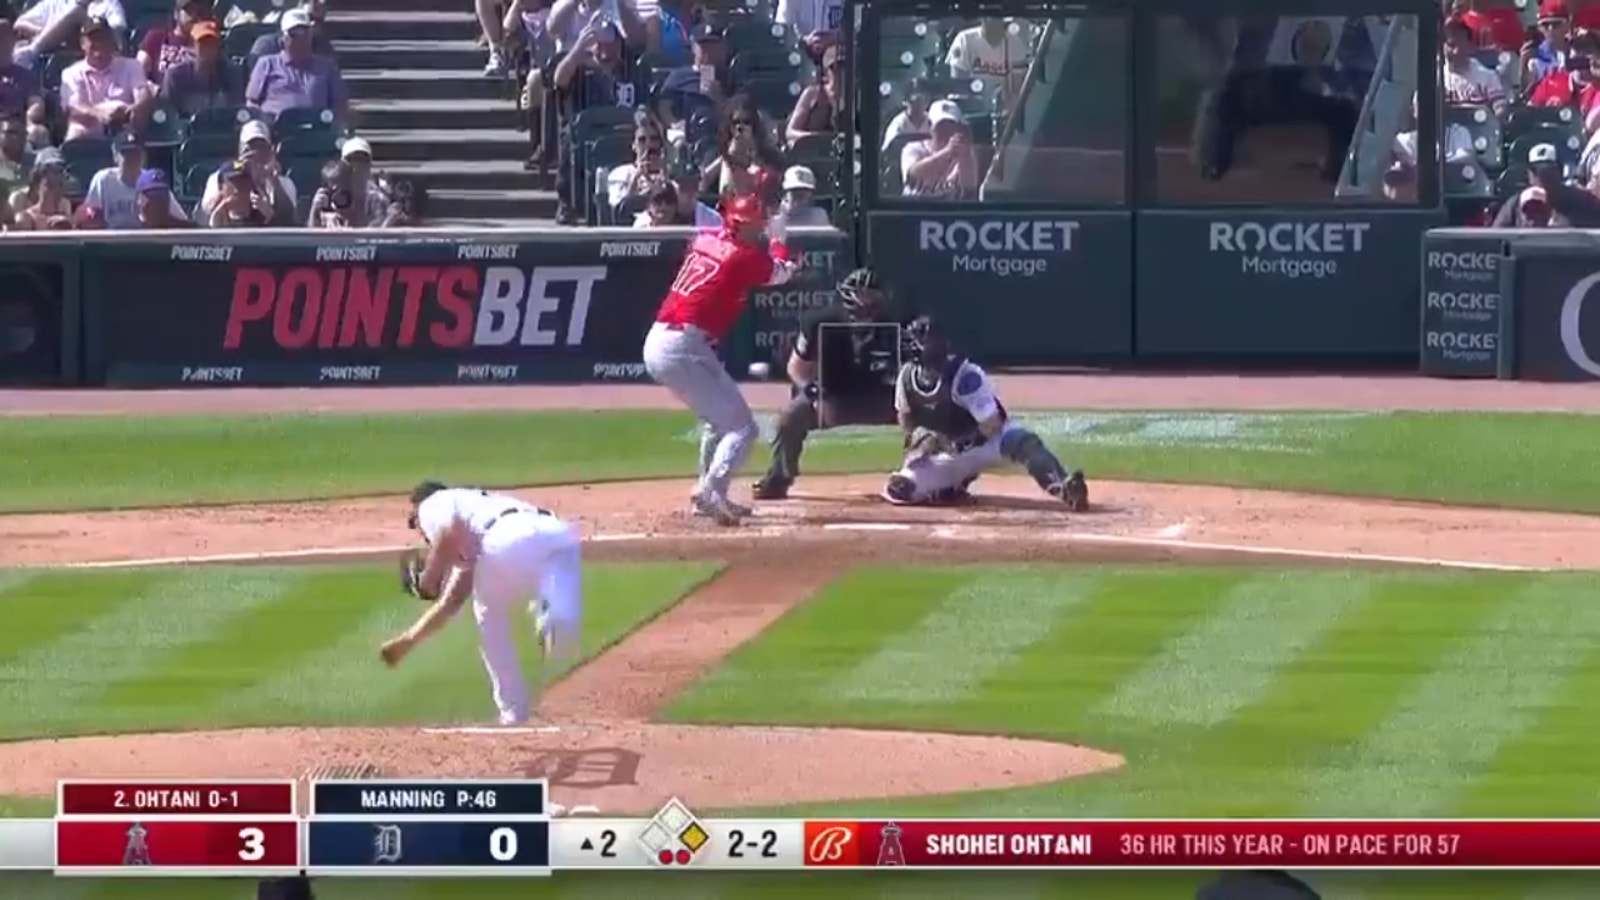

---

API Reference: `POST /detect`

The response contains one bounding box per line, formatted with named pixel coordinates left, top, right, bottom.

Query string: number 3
left=239, top=827, right=266, bottom=861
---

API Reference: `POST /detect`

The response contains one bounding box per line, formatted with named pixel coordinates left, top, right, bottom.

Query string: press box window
left=1149, top=14, right=1422, bottom=205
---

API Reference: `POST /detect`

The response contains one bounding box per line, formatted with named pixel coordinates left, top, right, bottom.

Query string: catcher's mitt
left=399, top=548, right=434, bottom=601
left=904, top=426, right=954, bottom=458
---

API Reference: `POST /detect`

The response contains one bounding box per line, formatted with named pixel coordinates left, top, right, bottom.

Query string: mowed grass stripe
left=1122, top=573, right=1509, bottom=818
left=943, top=569, right=1247, bottom=739
left=1299, top=575, right=1600, bottom=817
left=94, top=567, right=391, bottom=712
left=0, top=570, right=167, bottom=666
left=1452, top=574, right=1600, bottom=817
left=0, top=568, right=293, bottom=738
left=666, top=568, right=958, bottom=725
left=829, top=571, right=1102, bottom=705
left=1096, top=571, right=1374, bottom=728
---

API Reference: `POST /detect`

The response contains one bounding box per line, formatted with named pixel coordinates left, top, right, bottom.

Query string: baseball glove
left=399, top=548, right=434, bottom=601
left=904, top=426, right=954, bottom=459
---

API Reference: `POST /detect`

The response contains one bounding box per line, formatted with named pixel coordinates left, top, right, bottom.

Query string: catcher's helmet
left=902, top=315, right=951, bottom=367
left=836, top=267, right=884, bottom=319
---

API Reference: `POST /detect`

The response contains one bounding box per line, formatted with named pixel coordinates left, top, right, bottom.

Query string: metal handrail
left=983, top=20, right=1060, bottom=185
left=1338, top=15, right=1406, bottom=196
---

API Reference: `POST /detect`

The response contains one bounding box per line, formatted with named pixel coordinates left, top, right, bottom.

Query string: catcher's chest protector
left=901, top=356, right=983, bottom=438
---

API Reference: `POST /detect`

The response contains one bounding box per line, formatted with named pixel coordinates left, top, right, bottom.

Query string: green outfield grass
left=0, top=560, right=720, bottom=744
left=2, top=410, right=1599, bottom=513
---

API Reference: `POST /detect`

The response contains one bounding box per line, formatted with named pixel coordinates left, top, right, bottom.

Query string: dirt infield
left=1, top=377, right=1596, bottom=816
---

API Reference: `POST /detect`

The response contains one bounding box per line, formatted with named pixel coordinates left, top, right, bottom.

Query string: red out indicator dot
left=675, top=849, right=691, bottom=865
left=658, top=849, right=673, bottom=864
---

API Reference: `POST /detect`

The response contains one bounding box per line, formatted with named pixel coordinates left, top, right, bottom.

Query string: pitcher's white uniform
left=415, top=488, right=582, bottom=725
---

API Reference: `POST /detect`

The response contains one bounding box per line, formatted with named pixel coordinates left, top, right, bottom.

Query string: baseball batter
left=381, top=481, right=582, bottom=726
left=884, top=316, right=1089, bottom=509
left=642, top=194, right=798, bottom=525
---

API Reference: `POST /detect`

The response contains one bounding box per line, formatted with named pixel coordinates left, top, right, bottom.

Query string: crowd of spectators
left=490, top=0, right=1046, bottom=227
left=1431, top=0, right=1600, bottom=226
left=0, top=0, right=420, bottom=231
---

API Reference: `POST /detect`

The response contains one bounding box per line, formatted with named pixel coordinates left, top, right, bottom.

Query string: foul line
left=41, top=527, right=1547, bottom=572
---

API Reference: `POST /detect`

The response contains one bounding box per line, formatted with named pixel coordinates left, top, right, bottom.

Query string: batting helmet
left=836, top=267, right=884, bottom=319
left=722, top=194, right=766, bottom=227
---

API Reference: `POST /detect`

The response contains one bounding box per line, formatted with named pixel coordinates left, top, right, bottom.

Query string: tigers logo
left=805, top=823, right=857, bottom=865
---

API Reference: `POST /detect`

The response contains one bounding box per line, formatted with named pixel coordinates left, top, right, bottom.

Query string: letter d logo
left=804, top=823, right=858, bottom=865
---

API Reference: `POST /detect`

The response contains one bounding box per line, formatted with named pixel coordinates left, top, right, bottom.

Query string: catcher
left=884, top=315, right=1089, bottom=509
left=382, top=480, right=582, bottom=726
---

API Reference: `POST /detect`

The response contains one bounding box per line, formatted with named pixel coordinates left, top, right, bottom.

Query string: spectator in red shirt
left=1527, top=29, right=1600, bottom=115
left=1459, top=0, right=1526, bottom=51
left=138, top=0, right=213, bottom=82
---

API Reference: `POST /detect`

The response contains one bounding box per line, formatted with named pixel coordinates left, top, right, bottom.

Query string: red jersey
left=1528, top=70, right=1600, bottom=114
left=655, top=230, right=794, bottom=341
left=1461, top=8, right=1524, bottom=51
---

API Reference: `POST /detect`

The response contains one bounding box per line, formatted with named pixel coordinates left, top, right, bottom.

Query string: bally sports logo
left=221, top=265, right=606, bottom=350
left=804, top=822, right=858, bottom=865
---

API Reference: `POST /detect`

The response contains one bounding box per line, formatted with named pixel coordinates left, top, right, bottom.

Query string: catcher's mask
left=902, top=315, right=950, bottom=369
left=836, top=267, right=884, bottom=320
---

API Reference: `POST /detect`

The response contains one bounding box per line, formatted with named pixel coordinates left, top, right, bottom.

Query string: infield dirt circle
left=0, top=379, right=1596, bottom=815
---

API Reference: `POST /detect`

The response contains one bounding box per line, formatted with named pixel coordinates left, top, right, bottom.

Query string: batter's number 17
left=670, top=254, right=722, bottom=296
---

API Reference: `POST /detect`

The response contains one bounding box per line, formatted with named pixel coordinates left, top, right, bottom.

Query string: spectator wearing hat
left=79, top=131, right=187, bottom=228
left=132, top=168, right=191, bottom=227
left=336, top=135, right=389, bottom=225
left=61, top=15, right=154, bottom=141
left=1442, top=16, right=1507, bottom=116
left=1492, top=142, right=1600, bottom=225
left=138, top=0, right=214, bottom=82
left=205, top=157, right=272, bottom=226
left=881, top=77, right=931, bottom=152
left=551, top=18, right=645, bottom=223
left=246, top=0, right=333, bottom=61
left=901, top=98, right=978, bottom=197
left=0, top=20, right=48, bottom=149
left=785, top=42, right=842, bottom=145
left=199, top=118, right=297, bottom=221
left=1528, top=28, right=1600, bottom=121
left=653, top=25, right=729, bottom=130
left=8, top=145, right=73, bottom=228
left=160, top=19, right=243, bottom=117
left=246, top=6, right=347, bottom=127
left=774, top=164, right=828, bottom=228
left=633, top=161, right=719, bottom=227
left=14, top=0, right=127, bottom=68
left=1527, top=0, right=1574, bottom=82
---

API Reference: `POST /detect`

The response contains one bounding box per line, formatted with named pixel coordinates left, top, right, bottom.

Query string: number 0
left=490, top=827, right=518, bottom=862
left=239, top=827, right=266, bottom=861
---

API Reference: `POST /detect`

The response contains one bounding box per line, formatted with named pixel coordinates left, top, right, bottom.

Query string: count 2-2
left=727, top=829, right=777, bottom=858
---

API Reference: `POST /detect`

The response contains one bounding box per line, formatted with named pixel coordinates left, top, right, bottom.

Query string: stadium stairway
left=328, top=0, right=557, bottom=225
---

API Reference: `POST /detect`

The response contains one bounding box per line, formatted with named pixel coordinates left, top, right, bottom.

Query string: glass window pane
left=1151, top=14, right=1420, bottom=205
left=874, top=13, right=1128, bottom=205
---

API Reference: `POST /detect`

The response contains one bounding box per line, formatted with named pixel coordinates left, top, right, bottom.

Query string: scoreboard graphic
left=10, top=779, right=1600, bottom=875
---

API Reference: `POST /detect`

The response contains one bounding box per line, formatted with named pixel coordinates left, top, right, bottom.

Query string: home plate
left=420, top=726, right=562, bottom=735
left=822, top=523, right=911, bottom=531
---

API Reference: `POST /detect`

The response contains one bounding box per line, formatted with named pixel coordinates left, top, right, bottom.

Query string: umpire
left=752, top=267, right=901, bottom=500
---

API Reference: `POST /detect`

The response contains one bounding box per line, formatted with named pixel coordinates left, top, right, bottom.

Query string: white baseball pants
left=470, top=512, right=582, bottom=724
left=641, top=321, right=758, bottom=499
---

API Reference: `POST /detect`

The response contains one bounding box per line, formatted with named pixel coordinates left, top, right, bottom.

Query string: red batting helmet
left=723, top=193, right=766, bottom=227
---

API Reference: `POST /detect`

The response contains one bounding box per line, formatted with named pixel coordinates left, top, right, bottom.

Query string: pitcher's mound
left=0, top=724, right=1124, bottom=814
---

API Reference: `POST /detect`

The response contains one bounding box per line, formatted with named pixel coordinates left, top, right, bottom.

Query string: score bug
left=727, top=828, right=778, bottom=859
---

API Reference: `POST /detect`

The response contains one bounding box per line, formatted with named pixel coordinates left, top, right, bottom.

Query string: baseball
left=748, top=362, right=771, bottom=379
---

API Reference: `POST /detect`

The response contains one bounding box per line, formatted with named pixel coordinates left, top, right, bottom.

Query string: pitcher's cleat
left=1052, top=471, right=1090, bottom=512
left=691, top=493, right=747, bottom=525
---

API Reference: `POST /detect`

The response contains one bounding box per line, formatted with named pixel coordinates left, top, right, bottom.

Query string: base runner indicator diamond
left=679, top=822, right=709, bottom=853
left=639, top=823, right=672, bottom=853
left=656, top=799, right=693, bottom=833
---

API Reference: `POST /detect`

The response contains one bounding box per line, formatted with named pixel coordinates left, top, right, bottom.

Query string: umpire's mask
left=837, top=267, right=884, bottom=321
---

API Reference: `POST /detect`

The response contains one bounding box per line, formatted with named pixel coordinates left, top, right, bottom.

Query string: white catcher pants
left=470, top=511, right=581, bottom=724
left=891, top=421, right=1029, bottom=501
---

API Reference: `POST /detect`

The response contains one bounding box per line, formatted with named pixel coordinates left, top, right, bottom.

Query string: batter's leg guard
left=881, top=473, right=919, bottom=505
left=755, top=394, right=817, bottom=498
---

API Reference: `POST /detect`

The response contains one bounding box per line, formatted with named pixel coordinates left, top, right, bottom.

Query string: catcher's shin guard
left=1000, top=427, right=1074, bottom=495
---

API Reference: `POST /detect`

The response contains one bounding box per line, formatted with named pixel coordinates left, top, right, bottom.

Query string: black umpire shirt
left=792, top=306, right=900, bottom=395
